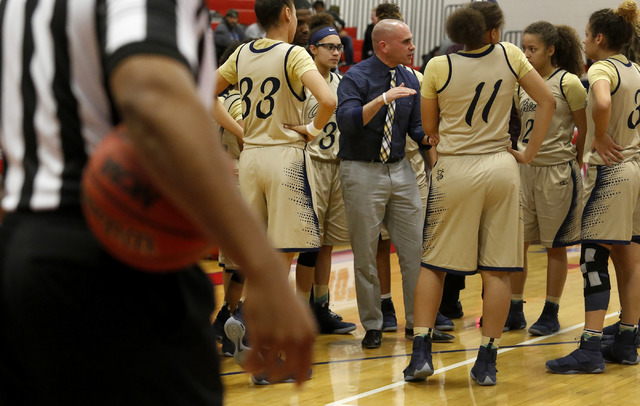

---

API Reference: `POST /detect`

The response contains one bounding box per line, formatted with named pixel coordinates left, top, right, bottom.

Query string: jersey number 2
left=522, top=119, right=534, bottom=144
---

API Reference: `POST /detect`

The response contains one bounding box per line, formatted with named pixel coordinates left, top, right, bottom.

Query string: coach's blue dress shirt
left=336, top=55, right=426, bottom=161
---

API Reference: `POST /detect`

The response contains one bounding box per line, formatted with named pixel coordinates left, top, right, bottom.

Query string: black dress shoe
left=362, top=329, right=382, bottom=348
left=432, top=328, right=455, bottom=342
left=405, top=328, right=454, bottom=342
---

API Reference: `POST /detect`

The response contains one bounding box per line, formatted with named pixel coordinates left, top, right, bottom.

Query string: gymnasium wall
left=322, top=0, right=629, bottom=60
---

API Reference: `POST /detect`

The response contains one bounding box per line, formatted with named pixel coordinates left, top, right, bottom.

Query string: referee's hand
left=241, top=267, right=317, bottom=386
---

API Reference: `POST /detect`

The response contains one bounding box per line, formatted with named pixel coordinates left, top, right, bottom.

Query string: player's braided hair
left=589, top=0, right=639, bottom=52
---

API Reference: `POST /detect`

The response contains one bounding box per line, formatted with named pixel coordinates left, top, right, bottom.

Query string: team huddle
left=214, top=0, right=640, bottom=388
left=1, top=0, right=639, bottom=403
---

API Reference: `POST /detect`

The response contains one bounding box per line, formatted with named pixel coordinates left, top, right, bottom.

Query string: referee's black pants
left=0, top=210, right=222, bottom=405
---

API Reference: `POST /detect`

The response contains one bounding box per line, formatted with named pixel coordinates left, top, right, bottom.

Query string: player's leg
left=376, top=236, right=397, bottom=331
left=472, top=152, right=522, bottom=385
left=530, top=161, right=581, bottom=335
left=528, top=246, right=566, bottom=335
left=295, top=252, right=316, bottom=302
left=602, top=243, right=640, bottom=363
left=312, top=245, right=356, bottom=334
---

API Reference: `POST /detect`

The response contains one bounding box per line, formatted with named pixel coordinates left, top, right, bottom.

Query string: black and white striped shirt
left=0, top=0, right=214, bottom=212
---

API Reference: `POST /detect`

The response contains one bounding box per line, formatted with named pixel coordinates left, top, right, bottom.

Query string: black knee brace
left=581, top=243, right=611, bottom=311
left=297, top=251, right=319, bottom=267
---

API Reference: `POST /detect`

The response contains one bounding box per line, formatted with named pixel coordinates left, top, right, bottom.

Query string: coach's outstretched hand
left=384, top=82, right=416, bottom=103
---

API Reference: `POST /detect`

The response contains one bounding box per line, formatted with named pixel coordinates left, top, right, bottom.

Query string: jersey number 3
left=627, top=89, right=640, bottom=130
left=240, top=77, right=281, bottom=120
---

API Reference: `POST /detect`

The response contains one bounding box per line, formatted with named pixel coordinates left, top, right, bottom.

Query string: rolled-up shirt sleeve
left=336, top=74, right=365, bottom=134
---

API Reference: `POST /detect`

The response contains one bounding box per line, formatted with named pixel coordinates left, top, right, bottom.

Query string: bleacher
left=207, top=1, right=367, bottom=70
left=208, top=0, right=257, bottom=31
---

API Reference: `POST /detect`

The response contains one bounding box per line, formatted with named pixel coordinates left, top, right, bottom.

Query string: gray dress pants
left=340, top=158, right=422, bottom=331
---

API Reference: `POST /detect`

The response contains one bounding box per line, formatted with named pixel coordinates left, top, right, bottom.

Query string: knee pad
left=227, top=268, right=245, bottom=284
left=581, top=243, right=611, bottom=311
left=297, top=251, right=319, bottom=267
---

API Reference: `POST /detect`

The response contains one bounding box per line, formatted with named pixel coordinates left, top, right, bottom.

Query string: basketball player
left=212, top=41, right=249, bottom=354
left=546, top=0, right=640, bottom=374
left=216, top=0, right=335, bottom=269
left=294, top=14, right=356, bottom=335
left=507, top=22, right=587, bottom=335
left=0, top=1, right=316, bottom=404
left=215, top=0, right=335, bottom=383
left=403, top=2, right=555, bottom=385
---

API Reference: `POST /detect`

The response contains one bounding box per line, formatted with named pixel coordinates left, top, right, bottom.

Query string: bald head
left=372, top=20, right=415, bottom=67
left=372, top=20, right=406, bottom=51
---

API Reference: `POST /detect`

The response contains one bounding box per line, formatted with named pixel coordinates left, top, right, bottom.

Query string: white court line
left=325, top=312, right=620, bottom=406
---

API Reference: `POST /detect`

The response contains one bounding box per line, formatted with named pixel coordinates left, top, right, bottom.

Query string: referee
left=0, top=1, right=314, bottom=405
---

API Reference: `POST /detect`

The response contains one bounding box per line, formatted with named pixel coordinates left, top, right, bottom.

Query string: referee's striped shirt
left=0, top=0, right=215, bottom=212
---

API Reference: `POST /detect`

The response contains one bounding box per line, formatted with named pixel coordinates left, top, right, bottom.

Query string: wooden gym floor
left=203, top=245, right=639, bottom=405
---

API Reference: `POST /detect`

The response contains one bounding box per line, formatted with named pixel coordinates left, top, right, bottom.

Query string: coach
left=336, top=19, right=430, bottom=348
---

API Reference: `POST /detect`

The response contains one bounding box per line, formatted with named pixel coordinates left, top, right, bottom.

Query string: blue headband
left=309, top=26, right=338, bottom=46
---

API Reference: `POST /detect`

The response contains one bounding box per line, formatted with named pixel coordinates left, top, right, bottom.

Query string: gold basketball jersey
left=517, top=69, right=585, bottom=166
left=435, top=43, right=527, bottom=156
left=584, top=56, right=640, bottom=165
left=219, top=90, right=242, bottom=160
left=232, top=39, right=317, bottom=148
left=304, top=71, right=340, bottom=161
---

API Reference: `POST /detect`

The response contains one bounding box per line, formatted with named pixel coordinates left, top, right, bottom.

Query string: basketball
left=81, top=127, right=212, bottom=271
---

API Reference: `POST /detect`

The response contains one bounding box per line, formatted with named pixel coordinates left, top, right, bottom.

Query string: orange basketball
left=81, top=127, right=212, bottom=271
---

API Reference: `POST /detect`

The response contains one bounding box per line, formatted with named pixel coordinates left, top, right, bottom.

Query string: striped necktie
left=380, top=69, right=396, bottom=163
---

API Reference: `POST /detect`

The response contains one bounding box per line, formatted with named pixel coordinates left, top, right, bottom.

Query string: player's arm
left=285, top=70, right=336, bottom=141
left=509, top=69, right=555, bottom=164
left=425, top=147, right=438, bottom=170
left=110, top=54, right=315, bottom=386
left=302, top=70, right=335, bottom=130
left=590, top=79, right=623, bottom=166
left=421, top=96, right=440, bottom=146
left=563, top=74, right=587, bottom=167
left=215, top=70, right=232, bottom=97
left=572, top=108, right=587, bottom=167
left=212, top=98, right=243, bottom=144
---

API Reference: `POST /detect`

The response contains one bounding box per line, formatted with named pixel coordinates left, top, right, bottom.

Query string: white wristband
left=306, top=121, right=322, bottom=137
left=382, top=92, right=389, bottom=105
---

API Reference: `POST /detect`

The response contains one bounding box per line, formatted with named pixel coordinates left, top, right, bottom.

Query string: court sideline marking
left=325, top=312, right=619, bottom=406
